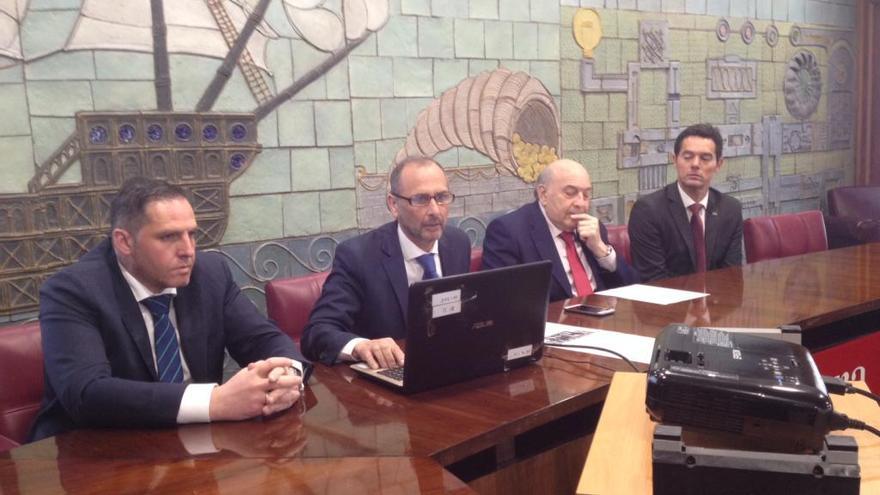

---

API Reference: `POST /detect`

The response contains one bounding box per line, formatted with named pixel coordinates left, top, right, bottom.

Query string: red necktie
left=560, top=231, right=593, bottom=297
left=689, top=203, right=707, bottom=273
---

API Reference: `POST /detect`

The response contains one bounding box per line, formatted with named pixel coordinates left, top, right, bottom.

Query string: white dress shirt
left=538, top=204, right=617, bottom=297
left=338, top=225, right=443, bottom=360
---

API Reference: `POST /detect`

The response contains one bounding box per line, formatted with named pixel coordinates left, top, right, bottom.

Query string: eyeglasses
left=390, top=191, right=456, bottom=207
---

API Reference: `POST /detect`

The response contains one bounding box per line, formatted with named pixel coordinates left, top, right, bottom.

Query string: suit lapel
left=174, top=285, right=206, bottom=381
left=667, top=185, right=697, bottom=269
left=107, top=246, right=159, bottom=381
left=436, top=229, right=455, bottom=274
left=380, top=223, right=409, bottom=322
left=704, top=189, right=720, bottom=268
left=527, top=203, right=571, bottom=297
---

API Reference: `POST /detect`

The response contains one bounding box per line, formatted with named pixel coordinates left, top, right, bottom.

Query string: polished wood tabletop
left=2, top=243, right=879, bottom=493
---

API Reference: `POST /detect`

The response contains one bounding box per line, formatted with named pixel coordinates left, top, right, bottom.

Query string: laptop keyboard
left=377, top=367, right=405, bottom=381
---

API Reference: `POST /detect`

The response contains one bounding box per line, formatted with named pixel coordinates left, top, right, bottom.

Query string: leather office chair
left=0, top=320, right=43, bottom=450
left=470, top=247, right=483, bottom=272
left=826, top=186, right=880, bottom=245
left=265, top=271, right=330, bottom=342
left=743, top=210, right=828, bottom=263
left=604, top=224, right=632, bottom=264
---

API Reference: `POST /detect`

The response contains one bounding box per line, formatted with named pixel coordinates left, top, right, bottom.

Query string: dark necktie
left=415, top=253, right=439, bottom=280
left=142, top=294, right=184, bottom=383
left=689, top=203, right=707, bottom=273
left=560, top=231, right=593, bottom=297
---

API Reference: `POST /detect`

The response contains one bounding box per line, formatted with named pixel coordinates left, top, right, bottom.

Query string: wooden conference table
left=1, top=243, right=879, bottom=494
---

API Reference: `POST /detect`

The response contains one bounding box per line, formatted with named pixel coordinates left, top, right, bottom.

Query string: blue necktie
left=415, top=253, right=439, bottom=280
left=142, top=294, right=184, bottom=383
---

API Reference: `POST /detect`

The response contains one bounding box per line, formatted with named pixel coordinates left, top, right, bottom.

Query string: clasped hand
left=209, top=357, right=302, bottom=421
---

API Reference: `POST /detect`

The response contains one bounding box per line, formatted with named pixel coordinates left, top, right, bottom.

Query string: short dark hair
left=109, top=177, right=188, bottom=233
left=674, top=123, right=724, bottom=160
left=388, top=156, right=441, bottom=194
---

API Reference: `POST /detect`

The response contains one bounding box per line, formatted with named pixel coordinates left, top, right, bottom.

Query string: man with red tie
left=628, top=123, right=743, bottom=282
left=482, top=159, right=639, bottom=302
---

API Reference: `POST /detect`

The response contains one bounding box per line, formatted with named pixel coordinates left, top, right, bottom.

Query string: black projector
left=646, top=324, right=834, bottom=452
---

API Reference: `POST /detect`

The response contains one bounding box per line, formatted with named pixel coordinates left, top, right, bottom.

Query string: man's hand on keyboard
left=353, top=338, right=405, bottom=369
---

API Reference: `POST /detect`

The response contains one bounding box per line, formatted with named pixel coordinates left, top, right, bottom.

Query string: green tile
left=168, top=55, right=218, bottom=110
left=95, top=51, right=155, bottom=80
left=393, top=57, right=433, bottom=97
left=25, top=52, right=95, bottom=80
left=231, top=149, right=292, bottom=195
left=531, top=0, right=560, bottom=23
left=351, top=34, right=378, bottom=56
left=485, top=21, right=514, bottom=60
left=433, top=148, right=459, bottom=168
left=325, top=58, right=350, bottom=99
left=537, top=24, right=560, bottom=61
left=679, top=96, right=702, bottom=126
left=315, top=100, right=353, bottom=146
left=349, top=56, right=394, bottom=97
left=458, top=147, right=491, bottom=166
left=56, top=159, right=81, bottom=185
left=257, top=111, right=279, bottom=148
left=529, top=61, right=560, bottom=96
left=330, top=147, right=357, bottom=188
left=291, top=148, right=332, bottom=191
left=641, top=104, right=667, bottom=128
left=30, top=0, right=82, bottom=8
left=27, top=81, right=93, bottom=116
left=455, top=19, right=485, bottom=59
left=378, top=16, right=418, bottom=57
left=320, top=189, right=357, bottom=232
left=560, top=59, right=581, bottom=90
left=352, top=99, right=382, bottom=141
left=471, top=0, right=499, bottom=19
left=210, top=69, right=258, bottom=112
left=616, top=10, right=640, bottom=39
left=0, top=65, right=23, bottom=83
left=500, top=60, right=531, bottom=73
left=381, top=98, right=410, bottom=138
left=419, top=17, right=455, bottom=59
left=354, top=141, right=378, bottom=173
left=282, top=192, right=321, bottom=237
left=405, top=97, right=434, bottom=127
left=30, top=117, right=75, bottom=165
left=469, top=59, right=499, bottom=75
left=401, top=0, right=431, bottom=15
left=0, top=136, right=34, bottom=193
left=20, top=10, right=77, bottom=59
left=500, top=0, right=530, bottom=21
left=562, top=122, right=584, bottom=150
left=225, top=195, right=284, bottom=243
left=603, top=122, right=624, bottom=149
left=608, top=93, right=627, bottom=122
left=433, top=60, right=469, bottom=96
left=584, top=93, right=609, bottom=121
left=513, top=23, right=538, bottom=60
left=0, top=84, right=30, bottom=136
left=432, top=0, right=468, bottom=17
left=582, top=122, right=603, bottom=149
left=598, top=38, right=622, bottom=74
left=376, top=138, right=407, bottom=172
left=278, top=101, right=315, bottom=147
left=561, top=90, right=585, bottom=122
left=291, top=40, right=327, bottom=101
left=92, top=81, right=156, bottom=111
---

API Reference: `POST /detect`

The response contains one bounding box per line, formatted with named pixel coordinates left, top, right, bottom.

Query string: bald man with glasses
left=301, top=157, right=471, bottom=368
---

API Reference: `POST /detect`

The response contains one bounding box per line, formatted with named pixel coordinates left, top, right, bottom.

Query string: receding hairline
left=536, top=159, right=589, bottom=187
left=388, top=156, right=444, bottom=194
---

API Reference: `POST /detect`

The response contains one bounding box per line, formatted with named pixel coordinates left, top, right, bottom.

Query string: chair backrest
left=265, top=271, right=330, bottom=342
left=827, top=186, right=880, bottom=219
left=743, top=210, right=828, bottom=263
left=604, top=224, right=632, bottom=264
left=470, top=247, right=483, bottom=272
left=0, top=320, right=43, bottom=450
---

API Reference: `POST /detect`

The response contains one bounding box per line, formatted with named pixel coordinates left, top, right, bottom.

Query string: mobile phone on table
left=563, top=303, right=615, bottom=316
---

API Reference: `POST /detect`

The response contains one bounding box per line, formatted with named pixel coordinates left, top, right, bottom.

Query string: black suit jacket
left=628, top=183, right=743, bottom=282
left=481, top=201, right=639, bottom=302
left=30, top=238, right=304, bottom=441
left=300, top=221, right=472, bottom=365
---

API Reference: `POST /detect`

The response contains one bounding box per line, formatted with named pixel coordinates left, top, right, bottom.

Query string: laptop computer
left=351, top=260, right=552, bottom=394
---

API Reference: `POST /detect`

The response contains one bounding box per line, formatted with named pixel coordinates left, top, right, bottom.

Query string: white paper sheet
left=544, top=322, right=656, bottom=364
left=594, top=284, right=708, bottom=305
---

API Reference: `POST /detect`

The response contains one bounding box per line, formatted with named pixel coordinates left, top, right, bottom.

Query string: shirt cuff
left=339, top=337, right=369, bottom=361
left=177, top=383, right=216, bottom=424
left=596, top=245, right=618, bottom=272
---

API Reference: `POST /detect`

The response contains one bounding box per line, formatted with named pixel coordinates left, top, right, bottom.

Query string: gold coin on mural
left=512, top=133, right=558, bottom=183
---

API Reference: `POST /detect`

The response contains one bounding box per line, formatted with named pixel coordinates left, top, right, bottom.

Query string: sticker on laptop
left=431, top=289, right=461, bottom=318
left=506, top=344, right=533, bottom=361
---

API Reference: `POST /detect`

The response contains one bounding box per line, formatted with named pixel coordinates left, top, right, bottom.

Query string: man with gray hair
left=482, top=159, right=638, bottom=302
left=301, top=157, right=471, bottom=368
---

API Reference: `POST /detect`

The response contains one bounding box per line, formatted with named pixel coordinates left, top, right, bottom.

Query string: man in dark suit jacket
left=628, top=123, right=743, bottom=281
left=301, top=157, right=471, bottom=368
left=30, top=178, right=306, bottom=441
left=482, top=159, right=639, bottom=302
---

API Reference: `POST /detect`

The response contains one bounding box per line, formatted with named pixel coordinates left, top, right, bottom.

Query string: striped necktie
left=142, top=294, right=184, bottom=383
